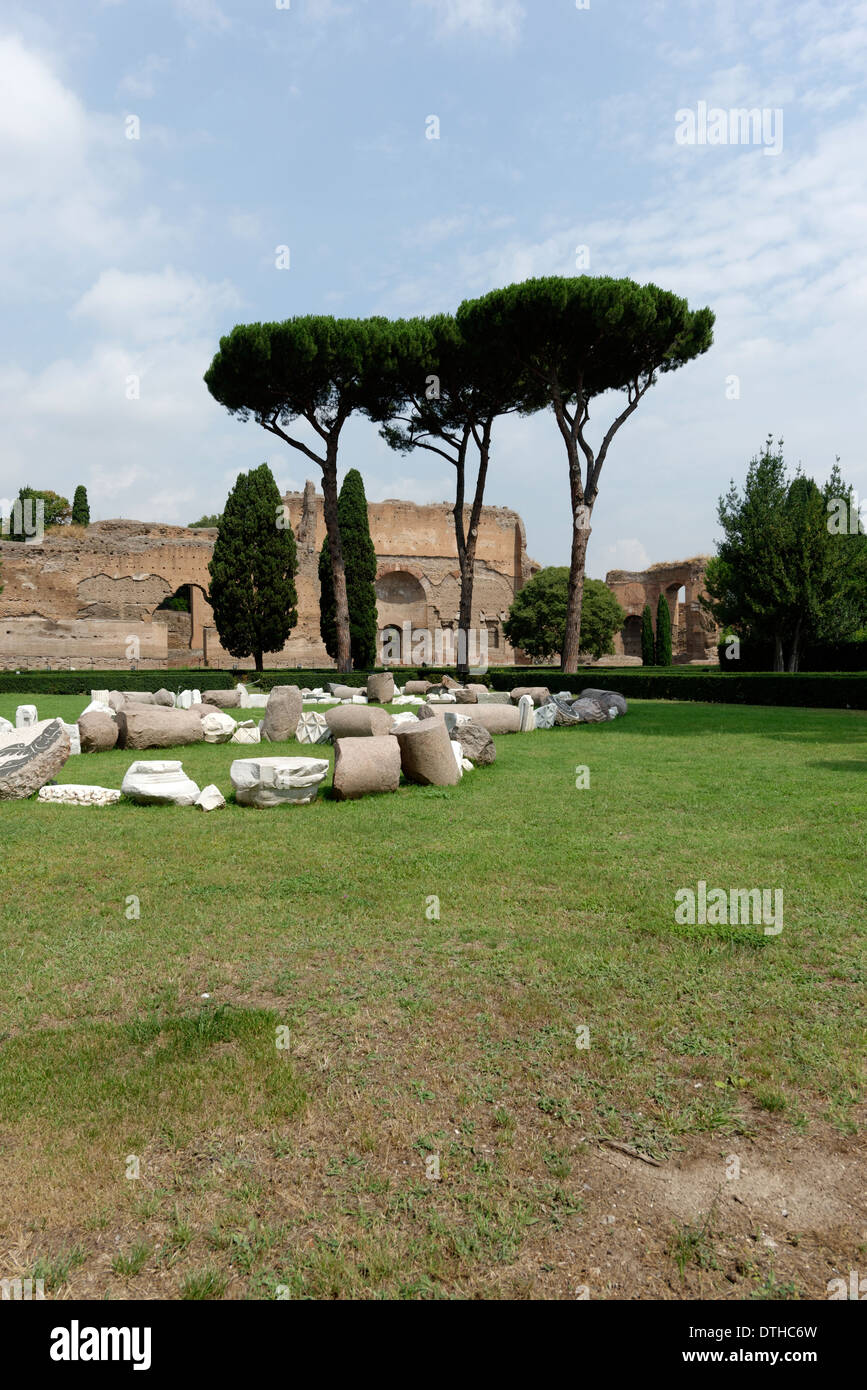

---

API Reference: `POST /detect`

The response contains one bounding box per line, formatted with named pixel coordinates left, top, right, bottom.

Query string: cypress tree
left=655, top=593, right=672, bottom=666
left=208, top=463, right=298, bottom=671
left=640, top=602, right=655, bottom=665
left=318, top=469, right=378, bottom=668
left=71, top=485, right=90, bottom=526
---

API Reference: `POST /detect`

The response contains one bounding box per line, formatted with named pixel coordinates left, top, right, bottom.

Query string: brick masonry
left=0, top=484, right=540, bottom=670
left=605, top=557, right=720, bottom=664
left=0, top=488, right=719, bottom=670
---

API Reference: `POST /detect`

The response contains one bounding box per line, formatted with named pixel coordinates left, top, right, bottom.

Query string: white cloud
left=599, top=540, right=651, bottom=574
left=226, top=210, right=263, bottom=242
left=0, top=333, right=249, bottom=524
left=71, top=268, right=241, bottom=344
left=365, top=472, right=454, bottom=506
left=415, top=0, right=525, bottom=43
left=117, top=55, right=168, bottom=100
left=301, top=0, right=353, bottom=22
left=0, top=34, right=89, bottom=196
left=375, top=95, right=867, bottom=565
left=0, top=34, right=176, bottom=300
left=173, top=0, right=231, bottom=34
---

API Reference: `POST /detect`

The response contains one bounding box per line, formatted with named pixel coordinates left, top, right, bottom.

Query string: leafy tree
left=581, top=578, right=628, bottom=659
left=319, top=469, right=378, bottom=667
left=7, top=487, right=71, bottom=539
left=157, top=589, right=191, bottom=612
left=379, top=314, right=528, bottom=679
left=641, top=603, right=655, bottom=665
left=458, top=277, right=714, bottom=671
left=504, top=567, right=625, bottom=662
left=71, top=485, right=90, bottom=526
left=703, top=440, right=867, bottom=671
left=204, top=317, right=404, bottom=671
left=655, top=593, right=672, bottom=665
left=188, top=514, right=222, bottom=528
left=208, top=463, right=298, bottom=671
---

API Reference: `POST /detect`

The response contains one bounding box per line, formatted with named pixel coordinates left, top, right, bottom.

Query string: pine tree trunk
left=773, top=631, right=784, bottom=672
left=562, top=510, right=590, bottom=673
left=457, top=562, right=473, bottom=682
left=254, top=649, right=263, bottom=672
left=456, top=424, right=491, bottom=682
left=321, top=451, right=352, bottom=672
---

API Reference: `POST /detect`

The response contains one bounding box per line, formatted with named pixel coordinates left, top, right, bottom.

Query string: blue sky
left=1, top=0, right=865, bottom=576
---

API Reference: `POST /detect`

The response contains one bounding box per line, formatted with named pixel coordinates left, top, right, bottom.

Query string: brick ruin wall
left=604, top=557, right=720, bottom=664
left=0, top=483, right=539, bottom=670
left=0, top=485, right=720, bottom=671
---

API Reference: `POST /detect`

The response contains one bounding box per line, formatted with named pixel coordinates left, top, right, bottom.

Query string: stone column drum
left=394, top=719, right=461, bottom=787
left=509, top=686, right=551, bottom=706
left=261, top=686, right=303, bottom=741
left=116, top=707, right=205, bottom=750
left=332, top=735, right=402, bottom=800
left=366, top=672, right=395, bottom=703
left=517, top=695, right=536, bottom=733
left=325, top=705, right=391, bottom=739
left=78, top=711, right=119, bottom=753
left=465, top=705, right=521, bottom=735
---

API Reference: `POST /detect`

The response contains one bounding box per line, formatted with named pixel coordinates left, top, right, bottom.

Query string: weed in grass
left=543, top=1149, right=572, bottom=1179
left=180, top=1268, right=229, bottom=1300
left=31, top=1245, right=87, bottom=1291
left=748, top=1272, right=801, bottom=1300
left=669, top=1208, right=720, bottom=1280
left=112, top=1243, right=150, bottom=1277
left=536, top=1095, right=576, bottom=1124
left=84, top=1207, right=111, bottom=1232
left=134, top=1194, right=162, bottom=1221
left=166, top=1213, right=193, bottom=1249
left=753, top=1087, right=787, bottom=1113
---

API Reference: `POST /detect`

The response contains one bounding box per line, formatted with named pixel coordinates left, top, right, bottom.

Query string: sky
left=1, top=0, right=865, bottom=578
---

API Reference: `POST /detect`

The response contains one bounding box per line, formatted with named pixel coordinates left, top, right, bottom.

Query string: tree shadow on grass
left=608, top=705, right=866, bottom=744
left=805, top=759, right=867, bottom=773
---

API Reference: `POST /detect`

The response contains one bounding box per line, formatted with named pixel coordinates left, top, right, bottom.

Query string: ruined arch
left=375, top=566, right=430, bottom=627
left=375, top=565, right=432, bottom=665
left=604, top=558, right=720, bottom=664
left=148, top=581, right=210, bottom=652
left=621, top=614, right=643, bottom=658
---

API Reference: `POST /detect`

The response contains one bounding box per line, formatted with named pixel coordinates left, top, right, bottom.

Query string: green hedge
left=563, top=671, right=864, bottom=708
left=484, top=667, right=865, bottom=707
left=484, top=666, right=714, bottom=690
left=0, top=670, right=240, bottom=697
left=1, top=666, right=864, bottom=709
left=0, top=668, right=390, bottom=696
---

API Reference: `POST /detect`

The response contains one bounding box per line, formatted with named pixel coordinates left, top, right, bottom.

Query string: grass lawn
left=0, top=695, right=864, bottom=1300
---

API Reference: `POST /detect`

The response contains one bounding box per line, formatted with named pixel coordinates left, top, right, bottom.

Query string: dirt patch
left=2, top=1108, right=863, bottom=1301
